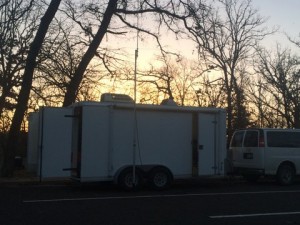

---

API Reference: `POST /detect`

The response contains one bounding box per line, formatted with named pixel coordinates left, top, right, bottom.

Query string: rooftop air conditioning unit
left=160, top=98, right=177, bottom=106
left=100, top=93, right=134, bottom=103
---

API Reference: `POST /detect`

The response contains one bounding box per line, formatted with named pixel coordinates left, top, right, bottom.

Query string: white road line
left=210, top=211, right=300, bottom=219
left=23, top=189, right=300, bottom=203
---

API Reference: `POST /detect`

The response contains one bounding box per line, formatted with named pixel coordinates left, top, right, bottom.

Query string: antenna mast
left=132, top=1, right=139, bottom=189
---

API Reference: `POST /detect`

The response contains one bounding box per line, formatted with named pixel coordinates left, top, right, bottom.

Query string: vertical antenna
left=134, top=30, right=139, bottom=104
left=134, top=0, right=139, bottom=104
left=132, top=1, right=139, bottom=189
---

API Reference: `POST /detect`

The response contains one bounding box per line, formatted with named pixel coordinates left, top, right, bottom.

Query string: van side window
left=267, top=131, right=300, bottom=148
left=244, top=131, right=259, bottom=147
left=231, top=131, right=244, bottom=147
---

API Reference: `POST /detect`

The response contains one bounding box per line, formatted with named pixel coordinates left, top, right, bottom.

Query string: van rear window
left=267, top=131, right=300, bottom=148
left=244, top=131, right=259, bottom=147
left=231, top=131, right=244, bottom=147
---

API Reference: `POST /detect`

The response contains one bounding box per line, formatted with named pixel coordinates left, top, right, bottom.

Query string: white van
left=229, top=128, right=300, bottom=185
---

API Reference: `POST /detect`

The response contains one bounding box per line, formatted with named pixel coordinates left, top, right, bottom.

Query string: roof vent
left=160, top=98, right=177, bottom=106
left=101, top=93, right=134, bottom=103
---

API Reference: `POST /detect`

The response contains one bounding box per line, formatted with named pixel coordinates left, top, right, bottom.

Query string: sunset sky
left=135, top=0, right=300, bottom=67
left=100, top=0, right=300, bottom=90
left=252, top=0, right=300, bottom=50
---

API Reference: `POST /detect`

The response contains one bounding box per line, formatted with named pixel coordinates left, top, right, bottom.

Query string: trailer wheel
left=148, top=167, right=173, bottom=190
left=277, top=164, right=295, bottom=186
left=118, top=168, right=143, bottom=191
left=243, top=174, right=260, bottom=183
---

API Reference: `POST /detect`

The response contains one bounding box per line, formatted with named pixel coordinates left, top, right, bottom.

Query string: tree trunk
left=0, top=87, right=10, bottom=117
left=1, top=0, right=61, bottom=177
left=63, top=0, right=118, bottom=106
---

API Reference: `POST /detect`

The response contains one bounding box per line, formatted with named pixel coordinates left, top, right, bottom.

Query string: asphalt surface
left=2, top=178, right=300, bottom=225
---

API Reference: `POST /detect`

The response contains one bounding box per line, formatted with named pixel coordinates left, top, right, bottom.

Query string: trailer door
left=198, top=113, right=216, bottom=175
left=39, top=107, right=73, bottom=179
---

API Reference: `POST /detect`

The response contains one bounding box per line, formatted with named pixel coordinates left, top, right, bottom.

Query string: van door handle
left=199, top=145, right=204, bottom=150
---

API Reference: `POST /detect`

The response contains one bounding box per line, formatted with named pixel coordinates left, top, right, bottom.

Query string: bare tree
left=183, top=0, right=273, bottom=139
left=61, top=0, right=118, bottom=106
left=194, top=74, right=226, bottom=107
left=31, top=16, right=103, bottom=107
left=287, top=33, right=300, bottom=49
left=59, top=0, right=204, bottom=106
left=253, top=45, right=300, bottom=128
left=1, top=0, right=62, bottom=177
left=140, top=60, right=176, bottom=102
left=0, top=0, right=36, bottom=127
left=136, top=56, right=200, bottom=105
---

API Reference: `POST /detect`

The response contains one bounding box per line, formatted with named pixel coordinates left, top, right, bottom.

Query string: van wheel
left=148, top=167, right=173, bottom=190
left=277, top=164, right=295, bottom=185
left=118, top=168, right=143, bottom=191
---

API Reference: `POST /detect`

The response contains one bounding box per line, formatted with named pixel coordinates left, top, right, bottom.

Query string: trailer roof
left=70, top=101, right=226, bottom=114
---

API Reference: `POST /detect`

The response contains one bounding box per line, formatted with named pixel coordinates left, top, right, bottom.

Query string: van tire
left=148, top=167, right=173, bottom=190
left=118, top=168, right=143, bottom=191
left=276, top=164, right=295, bottom=186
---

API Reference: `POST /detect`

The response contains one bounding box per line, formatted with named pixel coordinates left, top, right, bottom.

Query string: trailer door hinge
left=63, top=168, right=77, bottom=171
left=64, top=115, right=78, bottom=118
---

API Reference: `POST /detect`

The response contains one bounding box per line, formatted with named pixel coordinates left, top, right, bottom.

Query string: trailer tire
left=276, top=163, right=295, bottom=186
left=118, top=168, right=143, bottom=191
left=243, top=174, right=260, bottom=183
left=148, top=167, right=173, bottom=190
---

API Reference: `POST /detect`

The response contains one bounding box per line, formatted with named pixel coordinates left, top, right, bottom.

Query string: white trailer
left=27, top=107, right=73, bottom=180
left=67, top=95, right=227, bottom=190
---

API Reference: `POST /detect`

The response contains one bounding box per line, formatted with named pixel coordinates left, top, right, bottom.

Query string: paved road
left=2, top=179, right=300, bottom=225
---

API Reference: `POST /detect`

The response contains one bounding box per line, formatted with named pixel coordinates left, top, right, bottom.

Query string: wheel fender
left=277, top=161, right=296, bottom=174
